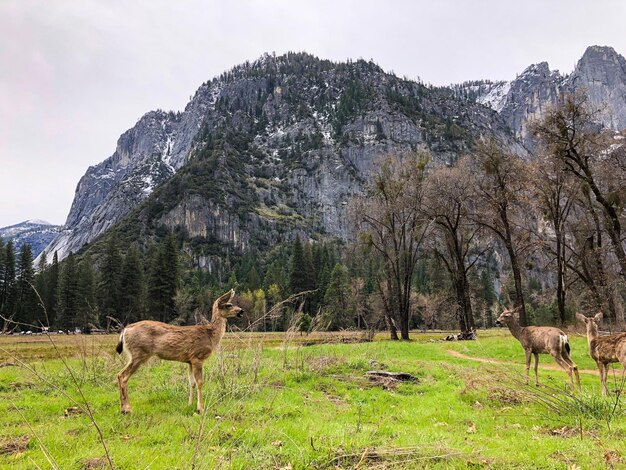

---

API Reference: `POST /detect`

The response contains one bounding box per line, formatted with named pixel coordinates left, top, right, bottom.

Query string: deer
left=116, top=289, right=243, bottom=414
left=496, top=307, right=581, bottom=392
left=576, top=311, right=626, bottom=395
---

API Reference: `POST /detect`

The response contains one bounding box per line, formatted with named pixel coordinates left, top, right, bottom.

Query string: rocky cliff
left=456, top=46, right=626, bottom=146
left=42, top=52, right=522, bottom=264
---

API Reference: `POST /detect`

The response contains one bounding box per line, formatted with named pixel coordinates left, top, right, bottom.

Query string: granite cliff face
left=43, top=52, right=521, bottom=263
left=457, top=46, right=626, bottom=146
left=570, top=46, right=626, bottom=130
left=42, top=47, right=626, bottom=266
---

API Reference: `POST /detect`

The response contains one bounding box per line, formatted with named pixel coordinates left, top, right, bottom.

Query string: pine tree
left=0, top=239, right=5, bottom=317
left=321, top=263, right=354, bottom=330
left=35, top=251, right=48, bottom=314
left=77, top=254, right=97, bottom=331
left=1, top=241, right=17, bottom=319
left=303, top=241, right=315, bottom=291
left=120, top=245, right=145, bottom=323
left=289, top=236, right=308, bottom=294
left=246, top=267, right=261, bottom=291
left=98, top=236, right=123, bottom=324
left=161, top=235, right=180, bottom=322
left=147, top=235, right=179, bottom=322
left=15, top=244, right=37, bottom=327
left=0, top=239, right=4, bottom=309
left=264, top=260, right=288, bottom=295
left=57, top=253, right=79, bottom=330
left=46, top=252, right=60, bottom=327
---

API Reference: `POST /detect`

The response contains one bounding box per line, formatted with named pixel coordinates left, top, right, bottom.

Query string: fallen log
left=366, top=371, right=416, bottom=381
left=366, top=370, right=417, bottom=390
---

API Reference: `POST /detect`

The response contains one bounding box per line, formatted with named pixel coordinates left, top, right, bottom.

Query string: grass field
left=0, top=329, right=625, bottom=469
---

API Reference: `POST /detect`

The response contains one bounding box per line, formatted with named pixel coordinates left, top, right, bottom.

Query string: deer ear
left=594, top=311, right=604, bottom=322
left=575, top=313, right=587, bottom=323
left=217, top=290, right=233, bottom=306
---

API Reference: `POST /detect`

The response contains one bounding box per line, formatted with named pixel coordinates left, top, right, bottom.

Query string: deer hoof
left=121, top=407, right=132, bottom=414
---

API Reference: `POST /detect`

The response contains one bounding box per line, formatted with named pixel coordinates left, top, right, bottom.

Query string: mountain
left=41, top=46, right=626, bottom=266
left=41, top=52, right=523, bottom=265
left=0, top=220, right=62, bottom=258
left=455, top=45, right=626, bottom=145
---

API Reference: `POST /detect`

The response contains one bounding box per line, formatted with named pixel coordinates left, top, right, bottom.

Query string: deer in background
left=116, top=289, right=243, bottom=414
left=497, top=308, right=581, bottom=392
left=576, top=311, right=626, bottom=395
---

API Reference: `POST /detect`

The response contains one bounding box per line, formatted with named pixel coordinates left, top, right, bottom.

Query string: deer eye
left=224, top=303, right=232, bottom=308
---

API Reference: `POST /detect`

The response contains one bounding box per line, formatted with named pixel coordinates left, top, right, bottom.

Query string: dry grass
left=0, top=435, right=30, bottom=456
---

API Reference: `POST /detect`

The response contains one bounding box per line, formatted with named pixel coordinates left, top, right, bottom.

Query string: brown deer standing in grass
left=116, top=289, right=243, bottom=414
left=496, top=308, right=581, bottom=392
left=576, top=311, right=626, bottom=395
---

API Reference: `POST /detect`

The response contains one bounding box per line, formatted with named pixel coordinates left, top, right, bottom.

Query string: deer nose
left=237, top=309, right=244, bottom=318
left=495, top=320, right=502, bottom=327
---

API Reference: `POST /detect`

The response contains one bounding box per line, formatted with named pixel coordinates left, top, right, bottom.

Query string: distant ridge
left=0, top=220, right=62, bottom=258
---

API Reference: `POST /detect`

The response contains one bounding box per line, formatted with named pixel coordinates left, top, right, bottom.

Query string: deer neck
left=586, top=323, right=599, bottom=347
left=505, top=319, right=523, bottom=341
left=210, top=314, right=228, bottom=341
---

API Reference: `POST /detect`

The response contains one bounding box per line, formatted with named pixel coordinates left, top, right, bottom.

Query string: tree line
left=2, top=93, right=625, bottom=339
left=353, top=92, right=626, bottom=339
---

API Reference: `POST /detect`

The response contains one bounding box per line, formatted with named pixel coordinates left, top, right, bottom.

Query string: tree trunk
left=502, top=213, right=528, bottom=326
left=455, top=259, right=475, bottom=334
left=555, top=233, right=566, bottom=325
left=399, top=313, right=410, bottom=340
left=380, top=277, right=399, bottom=340
left=387, top=315, right=399, bottom=340
left=509, top=249, right=527, bottom=326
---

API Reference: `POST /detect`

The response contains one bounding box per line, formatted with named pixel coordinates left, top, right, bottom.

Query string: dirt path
left=445, top=349, right=602, bottom=376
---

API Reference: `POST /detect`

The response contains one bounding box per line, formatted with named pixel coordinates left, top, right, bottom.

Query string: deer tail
left=561, top=334, right=570, bottom=355
left=116, top=329, right=125, bottom=355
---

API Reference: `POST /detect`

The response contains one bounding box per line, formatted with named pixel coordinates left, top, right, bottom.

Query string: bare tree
left=351, top=153, right=430, bottom=340
left=533, top=92, right=626, bottom=325
left=423, top=159, right=486, bottom=334
left=530, top=155, right=579, bottom=324
left=473, top=139, right=533, bottom=325
left=566, top=190, right=621, bottom=321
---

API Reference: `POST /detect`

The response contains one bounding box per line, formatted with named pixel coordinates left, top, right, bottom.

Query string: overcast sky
left=2, top=0, right=626, bottom=228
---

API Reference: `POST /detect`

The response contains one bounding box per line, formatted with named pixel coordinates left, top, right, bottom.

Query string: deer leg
left=191, top=361, right=204, bottom=414
left=569, top=359, right=581, bottom=392
left=117, top=356, right=147, bottom=414
left=188, top=363, right=197, bottom=406
left=553, top=355, right=575, bottom=392
left=533, top=353, right=540, bottom=386
left=524, top=349, right=532, bottom=385
left=597, top=362, right=607, bottom=396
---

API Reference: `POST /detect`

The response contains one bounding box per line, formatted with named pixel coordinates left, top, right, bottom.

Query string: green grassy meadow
left=0, top=329, right=625, bottom=469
